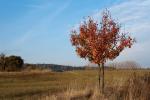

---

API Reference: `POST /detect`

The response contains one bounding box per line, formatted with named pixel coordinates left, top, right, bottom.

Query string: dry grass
left=41, top=71, right=150, bottom=100
left=0, top=69, right=149, bottom=100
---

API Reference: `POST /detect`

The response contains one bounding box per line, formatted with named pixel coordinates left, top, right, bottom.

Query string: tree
left=0, top=54, right=24, bottom=71
left=70, top=10, right=135, bottom=93
left=5, top=55, right=24, bottom=71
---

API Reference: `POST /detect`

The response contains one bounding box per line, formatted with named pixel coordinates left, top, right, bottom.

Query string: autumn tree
left=70, top=10, right=135, bottom=93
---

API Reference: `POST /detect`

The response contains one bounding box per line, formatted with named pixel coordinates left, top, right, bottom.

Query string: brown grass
left=41, top=71, right=150, bottom=100
left=0, top=69, right=149, bottom=100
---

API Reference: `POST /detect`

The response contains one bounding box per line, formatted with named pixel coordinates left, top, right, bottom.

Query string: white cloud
left=111, top=0, right=150, bottom=37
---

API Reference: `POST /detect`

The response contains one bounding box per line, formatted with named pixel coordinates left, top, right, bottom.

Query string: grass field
left=0, top=69, right=149, bottom=100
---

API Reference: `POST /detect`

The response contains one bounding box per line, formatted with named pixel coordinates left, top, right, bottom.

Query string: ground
left=0, top=69, right=149, bottom=100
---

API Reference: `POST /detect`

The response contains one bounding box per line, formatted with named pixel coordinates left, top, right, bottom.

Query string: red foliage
left=70, top=10, right=135, bottom=64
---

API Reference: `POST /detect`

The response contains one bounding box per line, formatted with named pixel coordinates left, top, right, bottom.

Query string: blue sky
left=0, top=0, right=150, bottom=67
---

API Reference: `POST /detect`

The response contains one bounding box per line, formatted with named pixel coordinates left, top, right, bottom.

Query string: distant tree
left=5, top=55, right=24, bottom=71
left=70, top=10, right=135, bottom=93
left=0, top=54, right=24, bottom=71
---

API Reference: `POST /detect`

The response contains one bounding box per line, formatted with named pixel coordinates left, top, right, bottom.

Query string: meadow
left=0, top=69, right=149, bottom=100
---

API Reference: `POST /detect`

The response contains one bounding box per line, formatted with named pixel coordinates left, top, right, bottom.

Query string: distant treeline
left=0, top=53, right=147, bottom=72
left=108, top=61, right=141, bottom=69
left=24, top=64, right=85, bottom=72
left=24, top=64, right=118, bottom=72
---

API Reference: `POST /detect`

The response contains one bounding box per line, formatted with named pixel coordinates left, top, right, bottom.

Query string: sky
left=0, top=0, right=150, bottom=67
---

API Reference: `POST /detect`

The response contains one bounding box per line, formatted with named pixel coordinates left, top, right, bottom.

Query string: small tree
left=70, top=10, right=135, bottom=93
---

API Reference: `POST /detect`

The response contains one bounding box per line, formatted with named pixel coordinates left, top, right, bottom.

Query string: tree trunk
left=98, top=64, right=101, bottom=92
left=101, top=63, right=104, bottom=93
left=98, top=63, right=105, bottom=93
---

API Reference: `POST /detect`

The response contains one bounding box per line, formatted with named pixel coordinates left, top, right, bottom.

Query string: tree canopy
left=70, top=10, right=135, bottom=65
